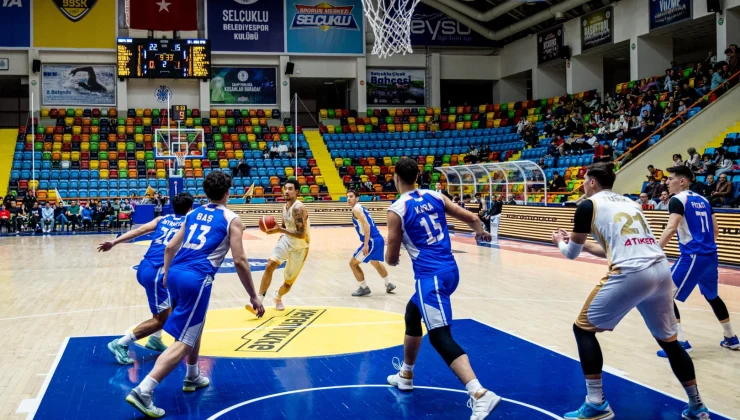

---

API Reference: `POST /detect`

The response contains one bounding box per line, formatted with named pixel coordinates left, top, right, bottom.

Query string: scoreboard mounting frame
left=117, top=38, right=211, bottom=79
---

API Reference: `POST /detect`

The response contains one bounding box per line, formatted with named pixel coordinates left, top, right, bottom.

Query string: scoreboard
left=117, top=38, right=211, bottom=79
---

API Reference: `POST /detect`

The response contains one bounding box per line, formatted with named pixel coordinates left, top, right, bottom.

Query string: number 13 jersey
left=388, top=189, right=456, bottom=277
left=576, top=190, right=665, bottom=275
left=171, top=203, right=239, bottom=277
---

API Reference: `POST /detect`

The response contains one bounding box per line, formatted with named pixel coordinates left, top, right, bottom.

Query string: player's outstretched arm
left=229, top=218, right=265, bottom=318
left=162, top=223, right=187, bottom=287
left=385, top=211, right=403, bottom=266
left=441, top=194, right=491, bottom=242
left=97, top=217, right=161, bottom=252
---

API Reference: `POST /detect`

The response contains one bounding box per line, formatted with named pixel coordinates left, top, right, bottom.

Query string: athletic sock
left=359, top=281, right=367, bottom=288
left=721, top=321, right=735, bottom=338
left=676, top=323, right=687, bottom=342
left=258, top=293, right=265, bottom=303
left=151, top=330, right=162, bottom=339
left=684, top=384, right=704, bottom=410
left=139, top=376, right=159, bottom=395
left=186, top=363, right=199, bottom=379
left=465, top=379, right=483, bottom=396
left=383, top=276, right=390, bottom=286
left=118, top=331, right=137, bottom=346
left=401, top=362, right=414, bottom=373
left=585, top=378, right=604, bottom=405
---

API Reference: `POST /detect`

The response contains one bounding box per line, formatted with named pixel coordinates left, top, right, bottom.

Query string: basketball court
left=1, top=226, right=739, bottom=419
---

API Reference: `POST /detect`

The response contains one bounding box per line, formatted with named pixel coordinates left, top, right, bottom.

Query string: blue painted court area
left=33, top=319, right=731, bottom=419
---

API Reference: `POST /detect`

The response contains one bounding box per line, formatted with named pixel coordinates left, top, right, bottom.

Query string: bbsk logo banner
left=211, top=67, right=278, bottom=106
left=537, top=25, right=564, bottom=66
left=41, top=64, right=116, bottom=106
left=207, top=0, right=284, bottom=53
left=367, top=69, right=425, bottom=106
left=581, top=7, right=613, bottom=51
left=34, top=0, right=116, bottom=48
left=0, top=0, right=31, bottom=48
left=410, top=3, right=493, bottom=48
left=286, top=0, right=364, bottom=55
left=650, top=0, right=691, bottom=30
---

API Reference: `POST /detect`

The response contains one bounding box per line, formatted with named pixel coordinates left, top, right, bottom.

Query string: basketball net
left=174, top=151, right=188, bottom=176
left=362, top=0, right=421, bottom=59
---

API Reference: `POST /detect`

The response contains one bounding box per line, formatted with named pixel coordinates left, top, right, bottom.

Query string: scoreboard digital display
left=117, top=38, right=211, bottom=79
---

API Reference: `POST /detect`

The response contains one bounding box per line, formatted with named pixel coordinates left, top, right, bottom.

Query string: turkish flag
left=128, top=0, right=198, bottom=31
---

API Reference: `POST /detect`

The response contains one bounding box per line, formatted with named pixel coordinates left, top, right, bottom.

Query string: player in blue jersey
left=125, top=172, right=265, bottom=418
left=656, top=165, right=738, bottom=358
left=385, top=158, right=501, bottom=420
left=346, top=189, right=395, bottom=297
left=98, top=192, right=194, bottom=364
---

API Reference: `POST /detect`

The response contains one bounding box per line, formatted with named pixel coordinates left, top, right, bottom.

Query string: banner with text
left=366, top=69, right=425, bottom=106
left=581, top=7, right=613, bottom=51
left=285, top=0, right=364, bottom=55
left=537, top=25, right=564, bottom=66
left=409, top=3, right=493, bottom=48
left=650, top=0, right=691, bottom=30
left=41, top=64, right=117, bottom=106
left=0, top=0, right=30, bottom=48
left=206, top=0, right=284, bottom=53
left=210, top=67, right=278, bottom=106
left=33, top=0, right=116, bottom=49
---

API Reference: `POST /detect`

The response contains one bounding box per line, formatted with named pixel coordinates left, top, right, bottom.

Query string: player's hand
left=551, top=230, right=565, bottom=245
left=475, top=230, right=492, bottom=242
left=250, top=296, right=265, bottom=318
left=162, top=272, right=168, bottom=288
left=97, top=241, right=114, bottom=252
left=265, top=226, right=281, bottom=235
left=558, top=228, right=571, bottom=243
left=362, top=244, right=369, bottom=256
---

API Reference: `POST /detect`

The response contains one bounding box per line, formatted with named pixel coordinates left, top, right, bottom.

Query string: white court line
left=205, top=384, right=561, bottom=420
left=205, top=320, right=402, bottom=333
left=469, top=318, right=737, bottom=420
left=21, top=337, right=70, bottom=420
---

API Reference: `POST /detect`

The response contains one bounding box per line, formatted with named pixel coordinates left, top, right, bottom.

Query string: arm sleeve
left=668, top=197, right=684, bottom=216
left=572, top=200, right=594, bottom=234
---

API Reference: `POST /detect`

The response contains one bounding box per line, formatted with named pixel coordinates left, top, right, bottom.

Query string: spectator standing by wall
left=41, top=202, right=55, bottom=233
left=711, top=174, right=733, bottom=207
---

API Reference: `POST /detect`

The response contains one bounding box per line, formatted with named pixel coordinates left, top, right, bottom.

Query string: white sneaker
left=183, top=374, right=210, bottom=392
left=387, top=357, right=413, bottom=391
left=274, top=290, right=285, bottom=311
left=467, top=389, right=501, bottom=420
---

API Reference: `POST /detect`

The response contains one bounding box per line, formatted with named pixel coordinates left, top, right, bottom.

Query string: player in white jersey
left=248, top=179, right=310, bottom=312
left=98, top=192, right=193, bottom=364
left=125, top=172, right=265, bottom=418
left=346, top=189, right=395, bottom=296
left=551, top=162, right=710, bottom=420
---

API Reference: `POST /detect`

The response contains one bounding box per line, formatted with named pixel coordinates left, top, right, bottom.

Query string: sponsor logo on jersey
left=132, top=258, right=285, bottom=273
left=52, top=0, right=98, bottom=22
left=290, top=2, right=359, bottom=32
left=236, top=308, right=326, bottom=352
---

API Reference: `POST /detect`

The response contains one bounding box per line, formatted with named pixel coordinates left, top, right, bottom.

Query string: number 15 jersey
left=574, top=190, right=665, bottom=275
left=171, top=203, right=239, bottom=277
left=388, top=189, right=456, bottom=277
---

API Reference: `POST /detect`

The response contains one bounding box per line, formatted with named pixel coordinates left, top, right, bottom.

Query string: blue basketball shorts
left=163, top=267, right=214, bottom=347
left=410, top=268, right=459, bottom=331
left=672, top=253, right=719, bottom=302
left=136, top=258, right=170, bottom=315
left=353, top=236, right=385, bottom=263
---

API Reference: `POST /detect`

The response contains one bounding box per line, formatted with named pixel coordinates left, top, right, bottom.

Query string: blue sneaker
left=681, top=404, right=710, bottom=419
left=720, top=335, right=740, bottom=350
left=657, top=340, right=693, bottom=358
left=564, top=398, right=614, bottom=420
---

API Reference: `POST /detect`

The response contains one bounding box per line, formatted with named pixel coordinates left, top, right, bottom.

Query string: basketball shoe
left=274, top=290, right=285, bottom=311
left=126, top=388, right=164, bottom=418
left=386, top=357, right=413, bottom=391
left=145, top=336, right=167, bottom=352
left=386, top=282, right=396, bottom=293
left=183, top=374, right=210, bottom=392
left=352, top=286, right=371, bottom=297
left=657, top=340, right=693, bottom=357
left=563, top=398, right=614, bottom=420
left=720, top=335, right=740, bottom=350
left=682, top=405, right=711, bottom=419
left=467, top=389, right=501, bottom=420
left=107, top=338, right=133, bottom=365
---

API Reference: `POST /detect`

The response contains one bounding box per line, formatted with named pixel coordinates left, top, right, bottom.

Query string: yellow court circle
left=137, top=306, right=411, bottom=358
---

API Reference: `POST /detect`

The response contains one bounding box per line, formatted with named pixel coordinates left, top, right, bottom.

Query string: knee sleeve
left=428, top=326, right=466, bottom=366
left=404, top=301, right=423, bottom=337
left=657, top=339, right=696, bottom=383
left=674, top=302, right=681, bottom=322
left=705, top=296, right=730, bottom=322
left=573, top=324, right=603, bottom=376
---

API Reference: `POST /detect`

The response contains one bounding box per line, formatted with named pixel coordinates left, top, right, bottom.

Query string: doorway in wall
left=0, top=77, right=29, bottom=128
left=289, top=78, right=349, bottom=127
left=440, top=80, right=494, bottom=107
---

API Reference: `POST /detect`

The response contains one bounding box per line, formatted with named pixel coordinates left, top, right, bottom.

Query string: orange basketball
left=259, top=215, right=277, bottom=232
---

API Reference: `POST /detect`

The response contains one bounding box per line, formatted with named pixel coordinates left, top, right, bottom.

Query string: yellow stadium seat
left=327, top=125, right=335, bottom=134
left=119, top=160, right=128, bottom=170
left=315, top=176, right=325, bottom=186
left=370, top=117, right=378, bottom=126
left=334, top=158, right=343, bottom=167
left=136, top=109, right=144, bottom=118
left=372, top=166, right=381, bottom=175
left=285, top=167, right=295, bottom=177
left=265, top=109, right=273, bottom=118
left=75, top=108, right=83, bottom=117
left=41, top=108, right=50, bottom=118
left=402, top=124, right=410, bottom=132
left=357, top=125, right=366, bottom=133
left=218, top=109, right=226, bottom=118
left=143, top=117, right=152, bottom=126
left=219, top=159, right=228, bottom=169
left=320, top=109, right=328, bottom=119
left=156, top=169, right=166, bottom=178
left=99, top=169, right=109, bottom=179
left=234, top=150, right=244, bottom=160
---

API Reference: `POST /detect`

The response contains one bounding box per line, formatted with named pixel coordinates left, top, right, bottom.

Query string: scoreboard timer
left=117, top=38, right=211, bottom=79
left=172, top=105, right=187, bottom=121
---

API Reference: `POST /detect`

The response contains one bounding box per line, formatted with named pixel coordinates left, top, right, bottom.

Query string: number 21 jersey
left=388, top=189, right=456, bottom=277
left=143, top=214, right=186, bottom=267
left=171, top=203, right=239, bottom=277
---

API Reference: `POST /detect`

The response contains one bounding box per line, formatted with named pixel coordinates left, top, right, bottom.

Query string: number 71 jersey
left=143, top=214, right=186, bottom=267
left=171, top=203, right=239, bottom=277
left=589, top=190, right=665, bottom=274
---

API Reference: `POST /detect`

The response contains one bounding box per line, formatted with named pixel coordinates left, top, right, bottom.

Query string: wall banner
left=366, top=69, right=425, bottom=106
left=285, top=0, right=364, bottom=55
left=210, top=67, right=278, bottom=106
left=41, top=64, right=117, bottom=106
left=581, top=7, right=613, bottom=51
left=0, top=0, right=31, bottom=48
left=537, top=25, right=564, bottom=65
left=33, top=0, right=116, bottom=49
left=650, top=0, right=691, bottom=30
left=206, top=0, right=284, bottom=53
left=409, top=3, right=494, bottom=48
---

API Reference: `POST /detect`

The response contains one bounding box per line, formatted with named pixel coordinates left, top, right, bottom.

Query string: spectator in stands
left=234, top=158, right=250, bottom=177
left=663, top=68, right=674, bottom=92
left=23, top=191, right=36, bottom=214
left=673, top=153, right=684, bottom=167
left=67, top=201, right=80, bottom=231
left=600, top=142, right=614, bottom=162
left=278, top=142, right=288, bottom=157
left=700, top=173, right=716, bottom=198
left=685, top=147, right=702, bottom=171
left=694, top=62, right=707, bottom=80
left=0, top=203, right=11, bottom=233
left=727, top=47, right=738, bottom=76
left=546, top=139, right=559, bottom=157
left=54, top=202, right=68, bottom=232
left=270, top=143, right=279, bottom=158
left=103, top=202, right=116, bottom=230
left=647, top=165, right=664, bottom=181
left=696, top=75, right=712, bottom=96
left=715, top=152, right=735, bottom=177
left=119, top=200, right=133, bottom=224
left=10, top=201, right=27, bottom=233
left=638, top=193, right=654, bottom=210
left=29, top=202, right=41, bottom=232
left=153, top=193, right=163, bottom=217
left=80, top=204, right=93, bottom=230
left=643, top=176, right=661, bottom=199
left=711, top=173, right=733, bottom=207
left=633, top=119, right=652, bottom=142
left=550, top=172, right=566, bottom=191
left=697, top=155, right=715, bottom=175
left=712, top=63, right=727, bottom=90
left=676, top=82, right=699, bottom=105
left=41, top=202, right=54, bottom=233
left=262, top=146, right=270, bottom=159
left=418, top=171, right=430, bottom=188
left=434, top=182, right=451, bottom=199
left=654, top=191, right=671, bottom=210
left=677, top=100, right=687, bottom=115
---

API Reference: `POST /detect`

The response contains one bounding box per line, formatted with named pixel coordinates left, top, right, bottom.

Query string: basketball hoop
left=362, top=0, right=421, bottom=59
left=174, top=151, right=188, bottom=173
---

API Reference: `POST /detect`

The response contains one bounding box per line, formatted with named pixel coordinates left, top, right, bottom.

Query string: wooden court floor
left=1, top=227, right=739, bottom=418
